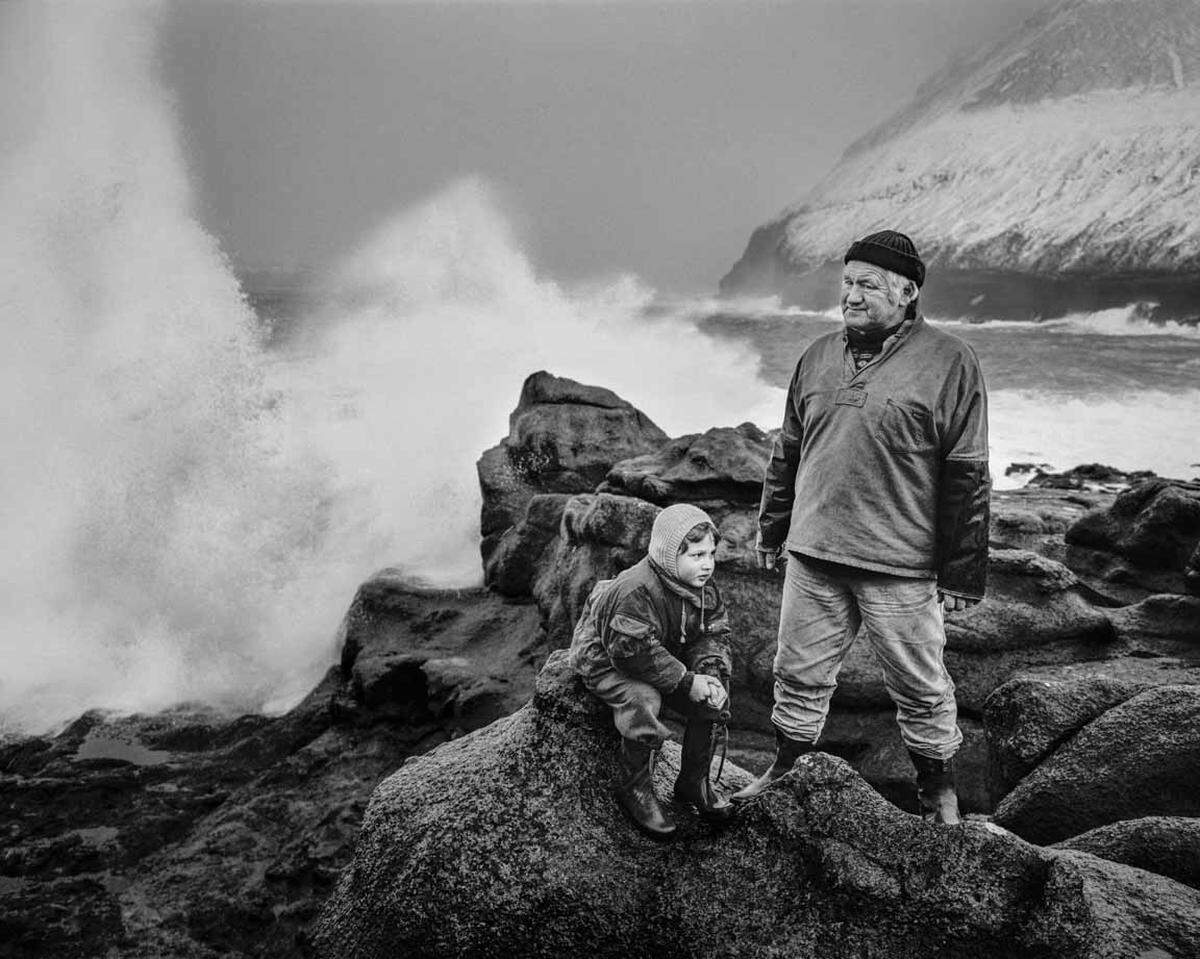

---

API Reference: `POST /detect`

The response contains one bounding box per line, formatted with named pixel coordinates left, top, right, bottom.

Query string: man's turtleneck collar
left=844, top=320, right=904, bottom=349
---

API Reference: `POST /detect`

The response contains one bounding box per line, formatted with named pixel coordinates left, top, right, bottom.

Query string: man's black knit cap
left=844, top=230, right=926, bottom=288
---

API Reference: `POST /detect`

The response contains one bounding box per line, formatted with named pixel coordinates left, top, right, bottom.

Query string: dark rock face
left=476, top=371, right=667, bottom=559
left=0, top=672, right=389, bottom=959
left=993, top=684, right=1200, bottom=844
left=1025, top=463, right=1158, bottom=492
left=1055, top=816, right=1200, bottom=891
left=483, top=493, right=572, bottom=597
left=945, top=550, right=1116, bottom=653
left=312, top=652, right=1200, bottom=959
left=1065, top=479, right=1200, bottom=601
left=340, top=569, right=548, bottom=731
left=0, top=576, right=544, bottom=959
left=599, top=422, right=774, bottom=508
left=531, top=492, right=662, bottom=646
left=983, top=676, right=1148, bottom=800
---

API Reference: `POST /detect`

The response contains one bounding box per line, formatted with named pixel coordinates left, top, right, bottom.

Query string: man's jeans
left=772, top=554, right=962, bottom=760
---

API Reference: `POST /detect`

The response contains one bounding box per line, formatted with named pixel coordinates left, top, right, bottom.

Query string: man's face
left=676, top=534, right=716, bottom=588
left=841, top=261, right=911, bottom=331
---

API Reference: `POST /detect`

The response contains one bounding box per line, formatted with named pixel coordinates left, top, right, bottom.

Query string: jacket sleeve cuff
left=937, top=586, right=983, bottom=602
left=671, top=670, right=695, bottom=698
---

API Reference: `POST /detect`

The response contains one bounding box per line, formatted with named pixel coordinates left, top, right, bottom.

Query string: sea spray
left=273, top=177, right=782, bottom=590
left=0, top=4, right=782, bottom=732
left=0, top=2, right=337, bottom=732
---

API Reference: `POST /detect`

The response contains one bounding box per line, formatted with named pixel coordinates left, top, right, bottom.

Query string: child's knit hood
left=647, top=503, right=717, bottom=582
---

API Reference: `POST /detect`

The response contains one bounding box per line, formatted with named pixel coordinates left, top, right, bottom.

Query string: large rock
left=531, top=492, right=662, bottom=645
left=989, top=487, right=1115, bottom=555
left=476, top=371, right=667, bottom=559
left=719, top=0, right=1200, bottom=321
left=483, top=493, right=572, bottom=597
left=599, top=422, right=773, bottom=508
left=993, top=684, right=1200, bottom=844
left=1055, top=816, right=1200, bottom=891
left=312, top=652, right=1200, bottom=959
left=983, top=676, right=1148, bottom=800
left=340, top=569, right=547, bottom=732
left=1105, top=593, right=1200, bottom=651
left=0, top=662, right=431, bottom=959
left=1065, top=479, right=1200, bottom=601
left=934, top=550, right=1119, bottom=715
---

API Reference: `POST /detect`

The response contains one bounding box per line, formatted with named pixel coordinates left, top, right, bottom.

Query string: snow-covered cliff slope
left=721, top=0, right=1200, bottom=318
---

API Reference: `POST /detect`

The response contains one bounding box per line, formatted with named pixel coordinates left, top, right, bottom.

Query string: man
left=732, top=230, right=990, bottom=824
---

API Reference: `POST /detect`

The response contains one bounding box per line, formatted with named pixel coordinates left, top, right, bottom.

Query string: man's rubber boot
left=615, top=739, right=676, bottom=839
left=909, top=749, right=962, bottom=825
left=731, top=728, right=816, bottom=803
left=673, top=720, right=735, bottom=823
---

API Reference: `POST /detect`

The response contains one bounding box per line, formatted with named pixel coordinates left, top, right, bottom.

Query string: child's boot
left=615, top=739, right=676, bottom=839
left=673, top=720, right=734, bottom=822
left=909, top=749, right=961, bottom=825
left=730, top=727, right=817, bottom=803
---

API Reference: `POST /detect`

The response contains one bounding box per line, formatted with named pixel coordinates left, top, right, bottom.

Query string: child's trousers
left=584, top=661, right=730, bottom=748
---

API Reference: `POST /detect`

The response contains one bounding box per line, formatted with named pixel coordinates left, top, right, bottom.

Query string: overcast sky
left=164, top=0, right=1051, bottom=294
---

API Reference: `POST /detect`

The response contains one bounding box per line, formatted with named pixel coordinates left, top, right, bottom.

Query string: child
left=569, top=503, right=734, bottom=838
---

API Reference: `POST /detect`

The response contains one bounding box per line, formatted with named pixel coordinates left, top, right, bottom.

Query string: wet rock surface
left=0, top=576, right=545, bottom=959
left=1054, top=816, right=1200, bottom=892
left=598, top=422, right=774, bottom=508
left=312, top=653, right=1200, bottom=959
left=1065, top=479, right=1200, bottom=601
left=992, top=684, right=1200, bottom=844
left=476, top=371, right=667, bottom=559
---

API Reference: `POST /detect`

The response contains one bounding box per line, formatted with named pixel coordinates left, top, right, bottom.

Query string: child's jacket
left=569, top=555, right=733, bottom=694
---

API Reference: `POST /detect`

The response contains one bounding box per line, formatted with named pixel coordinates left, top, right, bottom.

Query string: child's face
left=676, top=534, right=717, bottom=589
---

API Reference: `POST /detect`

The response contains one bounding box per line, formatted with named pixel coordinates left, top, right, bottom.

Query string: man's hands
left=755, top=535, right=783, bottom=573
left=938, top=591, right=981, bottom=612
left=688, top=674, right=728, bottom=710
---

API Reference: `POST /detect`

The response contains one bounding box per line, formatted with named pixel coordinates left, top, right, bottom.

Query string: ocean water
left=3, top=0, right=1196, bottom=733
left=691, top=302, right=1200, bottom=489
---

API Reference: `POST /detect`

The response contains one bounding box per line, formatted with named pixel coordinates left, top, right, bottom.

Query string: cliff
left=720, top=0, right=1200, bottom=320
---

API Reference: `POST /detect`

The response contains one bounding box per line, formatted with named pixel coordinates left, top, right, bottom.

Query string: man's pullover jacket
left=759, top=314, right=991, bottom=599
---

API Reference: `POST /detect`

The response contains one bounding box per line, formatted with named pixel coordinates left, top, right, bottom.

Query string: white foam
left=989, top=388, right=1200, bottom=488
left=275, top=178, right=784, bottom=592
left=929, top=304, right=1200, bottom=337
left=0, top=2, right=782, bottom=732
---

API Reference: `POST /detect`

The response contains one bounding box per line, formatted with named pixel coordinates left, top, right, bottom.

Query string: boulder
left=993, top=684, right=1200, bottom=844
left=936, top=551, right=1119, bottom=715
left=1105, top=593, right=1200, bottom=653
left=312, top=652, right=1200, bottom=959
left=531, top=493, right=662, bottom=645
left=989, top=487, right=1113, bottom=553
left=341, top=568, right=547, bottom=733
left=1026, top=464, right=1157, bottom=492
left=946, top=551, right=1116, bottom=653
left=1065, top=479, right=1200, bottom=601
left=983, top=676, right=1147, bottom=800
left=599, top=423, right=773, bottom=508
left=476, top=371, right=667, bottom=558
left=483, top=493, right=572, bottom=597
left=1054, top=816, right=1200, bottom=891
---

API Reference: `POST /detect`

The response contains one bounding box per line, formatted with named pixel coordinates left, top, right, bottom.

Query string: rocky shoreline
left=2, top=371, right=1198, bottom=957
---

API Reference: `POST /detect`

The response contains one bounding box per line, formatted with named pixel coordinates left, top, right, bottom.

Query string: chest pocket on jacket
left=876, top=399, right=936, bottom=453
